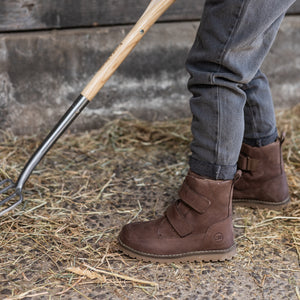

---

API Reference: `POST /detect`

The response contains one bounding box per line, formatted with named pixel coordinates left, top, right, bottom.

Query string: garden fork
left=0, top=0, right=176, bottom=216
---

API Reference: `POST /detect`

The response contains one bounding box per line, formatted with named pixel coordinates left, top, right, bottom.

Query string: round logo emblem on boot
left=214, top=232, right=224, bottom=242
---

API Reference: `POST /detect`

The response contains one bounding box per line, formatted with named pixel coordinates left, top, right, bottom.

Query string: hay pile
left=0, top=105, right=299, bottom=299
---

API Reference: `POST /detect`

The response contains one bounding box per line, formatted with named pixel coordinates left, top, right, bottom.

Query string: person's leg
left=118, top=0, right=295, bottom=262
left=233, top=70, right=290, bottom=209
left=187, top=0, right=295, bottom=180
left=242, top=70, right=278, bottom=146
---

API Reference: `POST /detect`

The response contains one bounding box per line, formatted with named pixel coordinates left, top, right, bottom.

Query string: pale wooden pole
left=81, top=0, right=176, bottom=101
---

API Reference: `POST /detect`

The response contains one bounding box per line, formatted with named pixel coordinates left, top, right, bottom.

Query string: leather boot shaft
left=233, top=134, right=289, bottom=209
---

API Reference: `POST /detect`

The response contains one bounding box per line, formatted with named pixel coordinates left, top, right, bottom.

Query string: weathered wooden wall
left=0, top=1, right=299, bottom=135
left=2, top=0, right=298, bottom=33
left=0, top=0, right=205, bottom=32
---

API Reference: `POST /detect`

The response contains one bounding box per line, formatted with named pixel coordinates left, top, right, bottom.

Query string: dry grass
left=0, top=105, right=299, bottom=299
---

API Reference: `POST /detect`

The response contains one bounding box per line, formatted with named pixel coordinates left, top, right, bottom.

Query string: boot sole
left=233, top=196, right=290, bottom=210
left=118, top=238, right=236, bottom=263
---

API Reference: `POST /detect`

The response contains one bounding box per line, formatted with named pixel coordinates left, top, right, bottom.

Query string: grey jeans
left=186, top=0, right=296, bottom=180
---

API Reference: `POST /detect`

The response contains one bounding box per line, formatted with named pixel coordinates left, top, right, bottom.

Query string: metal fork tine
left=0, top=191, right=18, bottom=206
left=0, top=190, right=23, bottom=216
left=0, top=179, right=15, bottom=194
left=0, top=179, right=23, bottom=216
left=0, top=178, right=13, bottom=184
left=0, top=178, right=14, bottom=185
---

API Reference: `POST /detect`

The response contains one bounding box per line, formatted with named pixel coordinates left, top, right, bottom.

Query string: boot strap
left=178, top=176, right=211, bottom=213
left=237, top=154, right=259, bottom=171
left=165, top=175, right=212, bottom=237
left=165, top=203, right=193, bottom=237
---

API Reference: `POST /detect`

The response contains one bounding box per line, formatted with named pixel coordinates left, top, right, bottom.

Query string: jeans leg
left=186, top=0, right=295, bottom=180
left=243, top=70, right=278, bottom=147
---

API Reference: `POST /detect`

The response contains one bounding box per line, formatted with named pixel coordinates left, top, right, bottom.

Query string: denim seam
left=216, top=165, right=221, bottom=179
left=212, top=0, right=250, bottom=167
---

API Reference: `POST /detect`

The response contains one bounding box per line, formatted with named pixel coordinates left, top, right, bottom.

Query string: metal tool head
left=0, top=178, right=23, bottom=216
left=0, top=95, right=89, bottom=217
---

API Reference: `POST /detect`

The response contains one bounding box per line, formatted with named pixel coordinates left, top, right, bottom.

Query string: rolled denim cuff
left=243, top=129, right=278, bottom=147
left=189, top=157, right=237, bottom=180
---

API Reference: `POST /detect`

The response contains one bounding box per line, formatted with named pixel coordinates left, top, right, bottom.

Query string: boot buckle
left=237, top=154, right=259, bottom=171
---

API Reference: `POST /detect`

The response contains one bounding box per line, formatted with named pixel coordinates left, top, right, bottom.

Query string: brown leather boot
left=118, top=170, right=240, bottom=263
left=233, top=134, right=290, bottom=210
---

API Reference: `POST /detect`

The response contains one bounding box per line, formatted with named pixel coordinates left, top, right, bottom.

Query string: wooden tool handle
left=81, top=0, right=176, bottom=101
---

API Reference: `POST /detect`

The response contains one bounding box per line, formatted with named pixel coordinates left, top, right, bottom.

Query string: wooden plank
left=0, top=0, right=204, bottom=32
left=0, top=0, right=299, bottom=33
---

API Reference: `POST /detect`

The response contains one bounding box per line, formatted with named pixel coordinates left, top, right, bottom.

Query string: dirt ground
left=0, top=106, right=299, bottom=299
